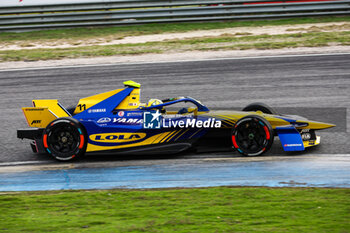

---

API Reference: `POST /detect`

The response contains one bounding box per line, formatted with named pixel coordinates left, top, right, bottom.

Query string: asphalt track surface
left=0, top=53, right=349, bottom=190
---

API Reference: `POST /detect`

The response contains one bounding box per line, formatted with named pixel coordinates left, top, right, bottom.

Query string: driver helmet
left=146, top=99, right=165, bottom=113
left=146, top=99, right=163, bottom=107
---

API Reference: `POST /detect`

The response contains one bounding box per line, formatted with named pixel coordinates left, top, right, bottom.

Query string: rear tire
left=232, top=115, right=274, bottom=156
left=242, top=102, right=277, bottom=115
left=43, top=117, right=86, bottom=161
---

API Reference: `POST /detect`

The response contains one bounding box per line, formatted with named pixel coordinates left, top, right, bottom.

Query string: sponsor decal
left=301, top=133, right=311, bottom=140
left=117, top=111, right=124, bottom=117
left=90, top=133, right=146, bottom=143
left=143, top=110, right=162, bottom=129
left=31, top=120, right=41, bottom=125
left=113, top=118, right=143, bottom=124
left=25, top=108, right=44, bottom=111
left=127, top=112, right=143, bottom=117
left=97, top=117, right=111, bottom=123
left=88, top=108, right=106, bottom=113
left=162, top=113, right=193, bottom=119
left=284, top=144, right=302, bottom=147
left=142, top=111, right=221, bottom=129
left=163, top=118, right=221, bottom=128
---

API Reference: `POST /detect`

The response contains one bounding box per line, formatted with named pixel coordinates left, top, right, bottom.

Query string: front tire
left=43, top=117, right=86, bottom=161
left=242, top=102, right=277, bottom=115
left=232, top=115, right=274, bottom=156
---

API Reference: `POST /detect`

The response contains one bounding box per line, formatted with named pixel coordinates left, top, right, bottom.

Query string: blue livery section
left=276, top=126, right=304, bottom=151
left=70, top=88, right=213, bottom=149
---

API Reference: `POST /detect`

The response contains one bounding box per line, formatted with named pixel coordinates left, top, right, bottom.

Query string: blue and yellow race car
left=17, top=80, right=335, bottom=161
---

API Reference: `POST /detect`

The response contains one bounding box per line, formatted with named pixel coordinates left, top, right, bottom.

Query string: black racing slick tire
left=43, top=117, right=87, bottom=161
left=232, top=115, right=274, bottom=156
left=242, top=102, right=277, bottom=115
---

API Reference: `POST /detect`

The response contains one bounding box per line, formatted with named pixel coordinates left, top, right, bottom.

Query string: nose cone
left=300, top=120, right=336, bottom=130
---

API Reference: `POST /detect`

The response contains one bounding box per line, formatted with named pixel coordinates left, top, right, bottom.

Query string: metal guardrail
left=0, top=0, right=349, bottom=31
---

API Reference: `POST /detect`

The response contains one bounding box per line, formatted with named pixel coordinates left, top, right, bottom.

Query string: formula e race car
left=17, top=80, right=335, bottom=161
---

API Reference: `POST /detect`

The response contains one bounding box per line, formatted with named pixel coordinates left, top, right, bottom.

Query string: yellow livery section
left=23, top=100, right=70, bottom=128
left=303, top=136, right=321, bottom=148
left=115, top=88, right=140, bottom=109
left=73, top=83, right=141, bottom=114
left=296, top=120, right=335, bottom=130
left=33, top=99, right=70, bottom=118
left=22, top=107, right=57, bottom=128
left=205, top=111, right=336, bottom=130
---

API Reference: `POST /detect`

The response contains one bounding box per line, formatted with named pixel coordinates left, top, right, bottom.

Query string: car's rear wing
left=22, top=99, right=71, bottom=128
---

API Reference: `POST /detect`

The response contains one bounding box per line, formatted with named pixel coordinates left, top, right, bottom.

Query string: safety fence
left=0, top=0, right=349, bottom=31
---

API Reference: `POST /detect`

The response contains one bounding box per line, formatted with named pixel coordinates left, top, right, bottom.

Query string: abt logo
left=31, top=120, right=41, bottom=125
left=143, top=111, right=161, bottom=129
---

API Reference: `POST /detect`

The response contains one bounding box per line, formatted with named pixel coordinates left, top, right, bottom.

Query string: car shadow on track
left=76, top=143, right=317, bottom=164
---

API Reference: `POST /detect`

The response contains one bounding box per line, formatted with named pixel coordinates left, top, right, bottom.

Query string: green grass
left=0, top=16, right=349, bottom=62
left=1, top=16, right=350, bottom=43
left=0, top=187, right=349, bottom=232
left=1, top=31, right=349, bottom=62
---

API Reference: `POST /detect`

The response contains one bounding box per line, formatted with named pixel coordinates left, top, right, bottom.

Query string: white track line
left=0, top=160, right=53, bottom=166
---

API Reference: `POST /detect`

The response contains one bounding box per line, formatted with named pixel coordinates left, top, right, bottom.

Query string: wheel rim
left=233, top=118, right=270, bottom=155
left=48, top=123, right=80, bottom=157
